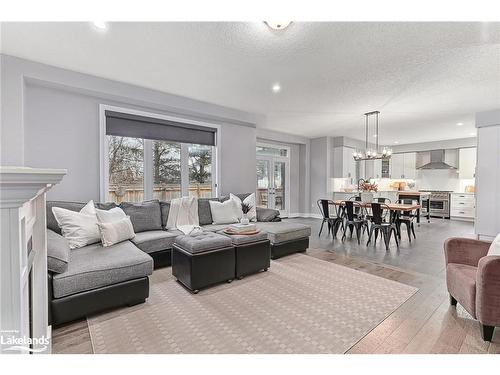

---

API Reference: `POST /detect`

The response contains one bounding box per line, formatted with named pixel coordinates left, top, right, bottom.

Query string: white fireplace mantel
left=1, top=166, right=66, bottom=354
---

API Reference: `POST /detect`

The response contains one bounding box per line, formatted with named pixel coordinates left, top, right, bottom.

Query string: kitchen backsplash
left=415, top=169, right=461, bottom=191
left=332, top=171, right=475, bottom=193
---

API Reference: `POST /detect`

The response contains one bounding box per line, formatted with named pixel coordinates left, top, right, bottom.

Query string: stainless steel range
left=419, top=190, right=451, bottom=219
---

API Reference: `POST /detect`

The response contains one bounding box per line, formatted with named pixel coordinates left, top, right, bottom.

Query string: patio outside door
left=256, top=144, right=290, bottom=217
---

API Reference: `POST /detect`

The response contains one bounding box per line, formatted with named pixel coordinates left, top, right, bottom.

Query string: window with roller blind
left=101, top=107, right=218, bottom=203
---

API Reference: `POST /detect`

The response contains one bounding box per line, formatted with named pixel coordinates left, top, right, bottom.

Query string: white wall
left=309, top=137, right=329, bottom=216
left=475, top=109, right=500, bottom=239
left=2, top=55, right=258, bottom=201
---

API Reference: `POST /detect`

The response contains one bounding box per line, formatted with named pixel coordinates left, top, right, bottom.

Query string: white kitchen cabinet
left=373, top=159, right=382, bottom=178
left=390, top=153, right=416, bottom=179
left=445, top=149, right=459, bottom=169
left=390, top=154, right=405, bottom=179
left=403, top=152, right=416, bottom=179
left=342, top=147, right=357, bottom=182
left=459, top=147, right=477, bottom=179
left=451, top=193, right=475, bottom=221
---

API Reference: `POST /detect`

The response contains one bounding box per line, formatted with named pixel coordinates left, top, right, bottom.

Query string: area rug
left=88, top=253, right=417, bottom=354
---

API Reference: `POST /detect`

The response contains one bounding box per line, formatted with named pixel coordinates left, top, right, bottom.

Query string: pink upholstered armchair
left=444, top=237, right=500, bottom=341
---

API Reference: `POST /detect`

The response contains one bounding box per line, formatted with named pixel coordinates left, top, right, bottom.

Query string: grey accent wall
left=3, top=55, right=258, bottom=201
left=309, top=137, right=328, bottom=215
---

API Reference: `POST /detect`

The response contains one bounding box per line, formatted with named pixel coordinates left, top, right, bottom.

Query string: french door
left=256, top=154, right=290, bottom=217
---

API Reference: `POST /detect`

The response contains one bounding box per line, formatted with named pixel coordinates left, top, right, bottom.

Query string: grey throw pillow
left=256, top=207, right=280, bottom=222
left=160, top=201, right=170, bottom=228
left=198, top=198, right=221, bottom=225
left=47, top=229, right=70, bottom=274
left=119, top=200, right=162, bottom=233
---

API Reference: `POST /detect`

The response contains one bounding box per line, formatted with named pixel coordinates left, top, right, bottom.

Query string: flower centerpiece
left=240, top=202, right=253, bottom=225
left=359, top=181, right=378, bottom=203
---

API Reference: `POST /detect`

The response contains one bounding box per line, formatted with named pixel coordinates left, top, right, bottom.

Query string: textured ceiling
left=2, top=22, right=500, bottom=144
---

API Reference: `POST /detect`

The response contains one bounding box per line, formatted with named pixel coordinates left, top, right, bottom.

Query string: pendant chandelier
left=353, top=111, right=392, bottom=161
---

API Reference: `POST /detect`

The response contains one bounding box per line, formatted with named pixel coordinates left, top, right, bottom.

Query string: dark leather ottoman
left=218, top=230, right=270, bottom=279
left=172, top=232, right=235, bottom=293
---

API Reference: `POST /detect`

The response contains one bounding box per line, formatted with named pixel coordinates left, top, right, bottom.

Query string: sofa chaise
left=46, top=194, right=311, bottom=326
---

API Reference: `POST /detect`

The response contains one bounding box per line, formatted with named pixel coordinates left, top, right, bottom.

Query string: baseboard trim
left=286, top=213, right=321, bottom=219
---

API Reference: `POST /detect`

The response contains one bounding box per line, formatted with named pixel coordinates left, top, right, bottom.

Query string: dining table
left=332, top=200, right=421, bottom=237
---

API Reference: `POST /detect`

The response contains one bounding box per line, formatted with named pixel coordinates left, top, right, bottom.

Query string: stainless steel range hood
left=417, top=150, right=457, bottom=170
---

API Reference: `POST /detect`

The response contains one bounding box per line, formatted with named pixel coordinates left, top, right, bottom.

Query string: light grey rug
left=88, top=253, right=417, bottom=354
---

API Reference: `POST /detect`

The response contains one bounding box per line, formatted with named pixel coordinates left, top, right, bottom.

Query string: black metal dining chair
left=341, top=201, right=366, bottom=245
left=395, top=198, right=418, bottom=242
left=375, top=197, right=391, bottom=204
left=366, top=203, right=399, bottom=250
left=317, top=199, right=344, bottom=237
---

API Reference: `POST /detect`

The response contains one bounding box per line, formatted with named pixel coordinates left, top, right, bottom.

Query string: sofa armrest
left=444, top=237, right=491, bottom=267
left=47, top=229, right=70, bottom=274
left=476, top=256, right=500, bottom=325
left=256, top=207, right=280, bottom=222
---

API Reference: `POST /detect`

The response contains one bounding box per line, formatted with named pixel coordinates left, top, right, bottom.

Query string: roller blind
left=105, top=110, right=217, bottom=146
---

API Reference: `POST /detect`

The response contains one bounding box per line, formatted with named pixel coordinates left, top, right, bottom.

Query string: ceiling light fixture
left=92, top=21, right=107, bottom=30
left=353, top=111, right=392, bottom=161
left=469, top=132, right=476, bottom=136
left=264, top=21, right=292, bottom=30
left=394, top=141, right=399, bottom=144
left=272, top=83, right=281, bottom=93
left=456, top=122, right=464, bottom=126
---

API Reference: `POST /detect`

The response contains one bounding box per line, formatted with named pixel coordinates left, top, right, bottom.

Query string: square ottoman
left=218, top=230, right=270, bottom=279
left=172, top=231, right=235, bottom=293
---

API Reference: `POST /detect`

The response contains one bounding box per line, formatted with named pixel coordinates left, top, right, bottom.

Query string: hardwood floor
left=52, top=217, right=499, bottom=354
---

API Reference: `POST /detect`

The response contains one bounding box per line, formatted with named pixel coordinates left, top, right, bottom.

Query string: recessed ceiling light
left=373, top=134, right=378, bottom=138
left=264, top=21, right=292, bottom=30
left=456, top=122, right=464, bottom=126
left=92, top=21, right=107, bottom=30
left=394, top=141, right=399, bottom=144
left=469, top=132, right=476, bottom=136
left=272, top=83, right=281, bottom=93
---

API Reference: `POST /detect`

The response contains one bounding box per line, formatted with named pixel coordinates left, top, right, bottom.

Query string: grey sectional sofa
left=46, top=194, right=311, bottom=325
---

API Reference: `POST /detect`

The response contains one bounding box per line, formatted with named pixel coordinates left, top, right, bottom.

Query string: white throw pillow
left=209, top=199, right=240, bottom=225
left=52, top=200, right=100, bottom=249
left=230, top=193, right=257, bottom=222
left=97, top=217, right=135, bottom=247
left=487, top=233, right=500, bottom=256
left=95, top=207, right=127, bottom=223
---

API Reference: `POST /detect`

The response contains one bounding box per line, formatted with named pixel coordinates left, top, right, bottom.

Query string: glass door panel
left=273, top=161, right=286, bottom=211
left=256, top=156, right=289, bottom=216
left=256, top=159, right=270, bottom=208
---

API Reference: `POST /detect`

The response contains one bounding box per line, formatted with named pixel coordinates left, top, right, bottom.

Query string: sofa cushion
left=256, top=207, right=281, bottom=222
left=95, top=202, right=118, bottom=211
left=47, top=201, right=118, bottom=234
left=255, top=222, right=311, bottom=244
left=220, top=193, right=252, bottom=202
left=47, top=229, right=70, bottom=274
left=446, top=263, right=477, bottom=318
left=198, top=198, right=221, bottom=225
left=174, top=231, right=232, bottom=254
left=131, top=230, right=179, bottom=254
left=47, top=201, right=86, bottom=234
left=200, top=224, right=230, bottom=232
left=120, top=200, right=162, bottom=233
left=160, top=201, right=171, bottom=228
left=52, top=240, right=153, bottom=299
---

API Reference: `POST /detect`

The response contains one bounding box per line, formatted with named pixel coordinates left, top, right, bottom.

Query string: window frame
left=99, top=104, right=221, bottom=202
